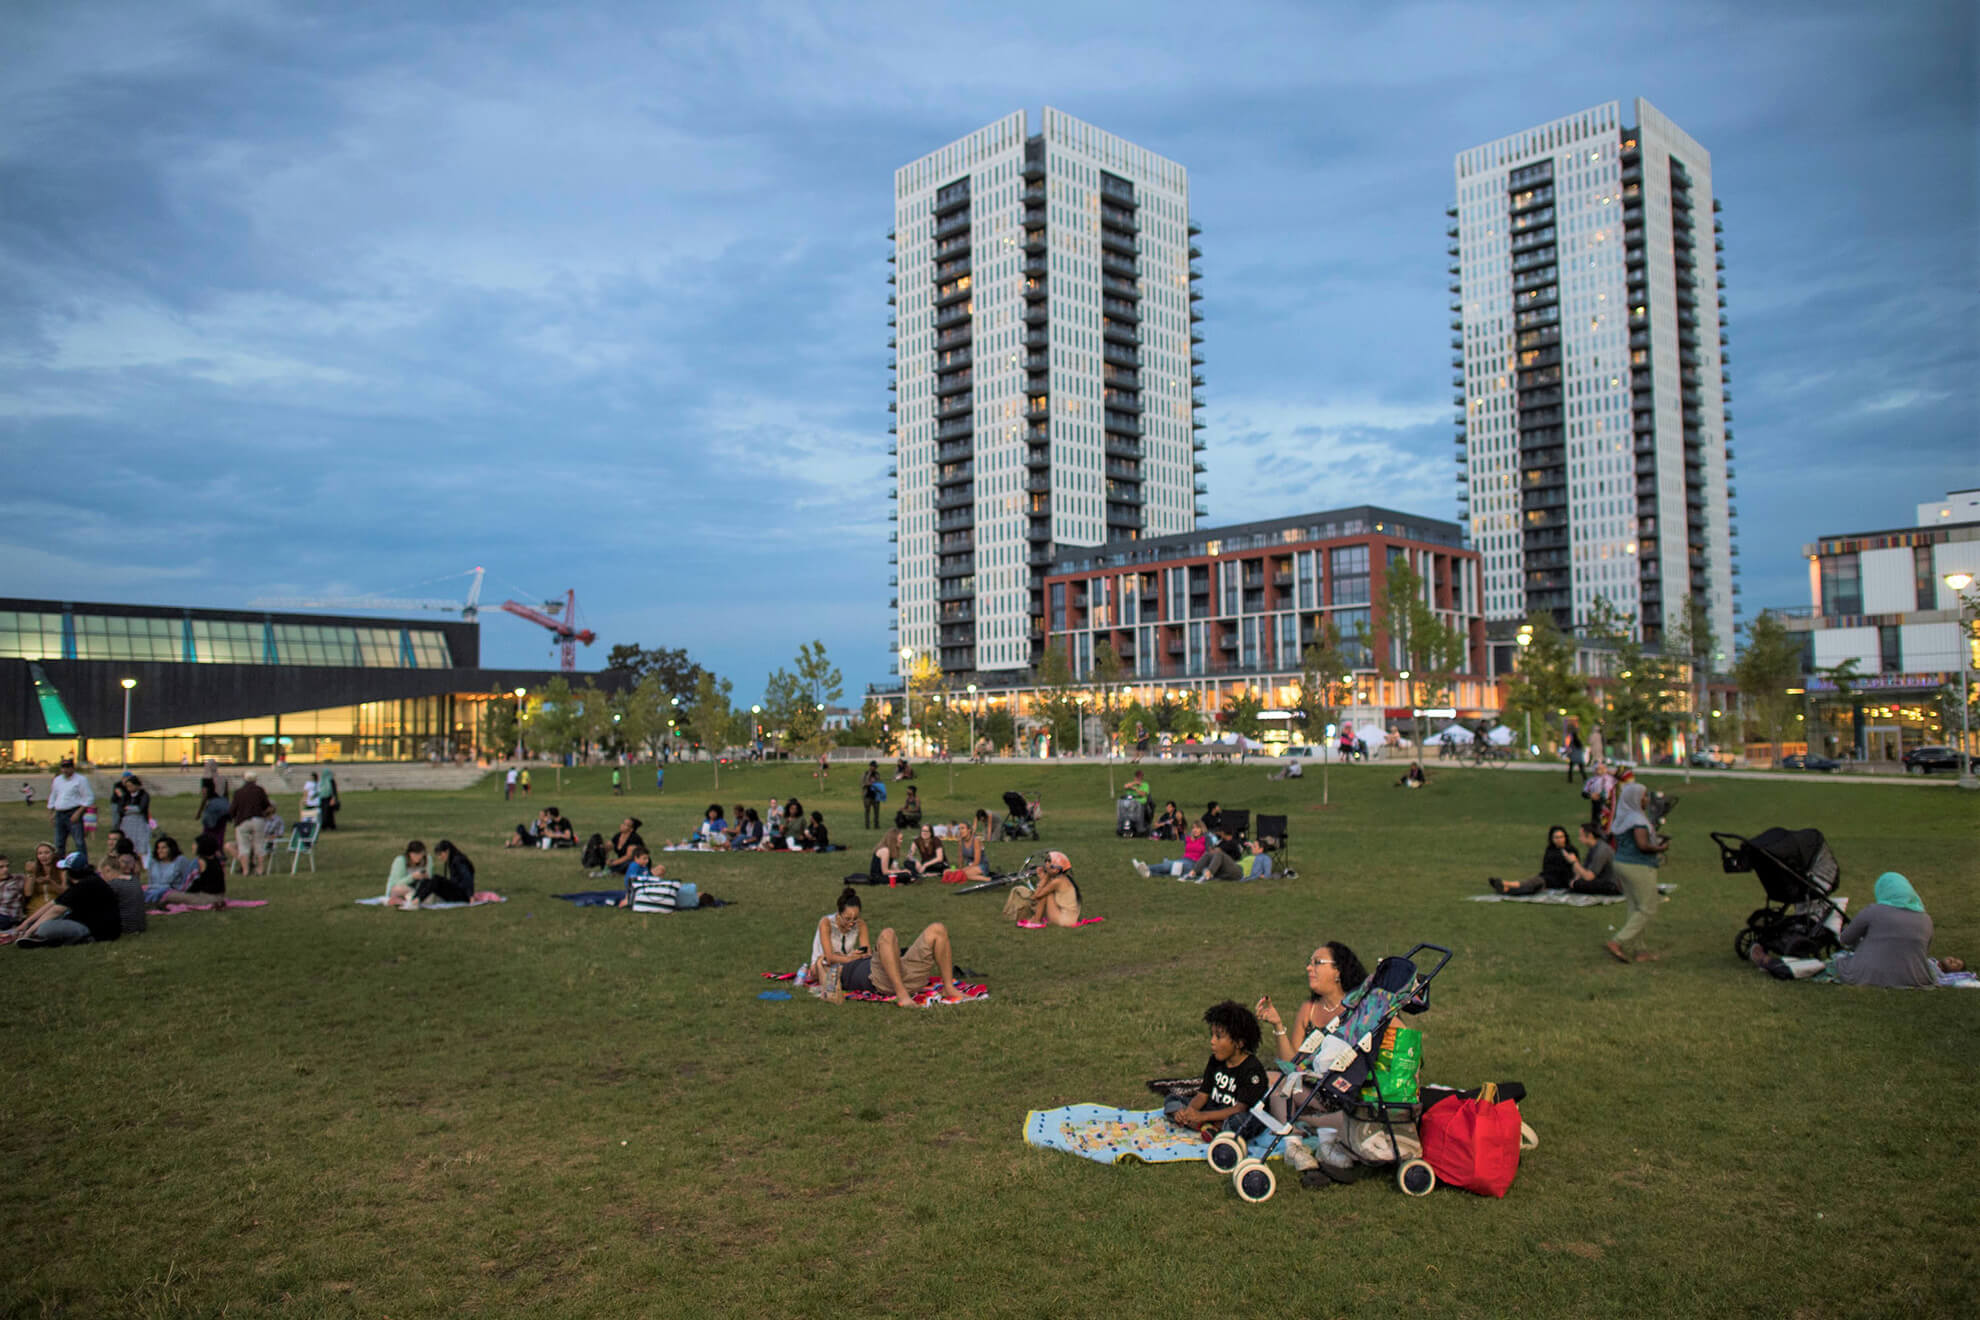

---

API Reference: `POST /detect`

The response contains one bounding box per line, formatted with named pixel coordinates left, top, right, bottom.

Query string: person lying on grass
left=809, top=886, right=968, bottom=1007
left=1134, top=821, right=1211, bottom=877
left=1010, top=851, right=1082, bottom=927
left=1488, top=825, right=1579, bottom=895
left=1748, top=872, right=1937, bottom=986
left=384, top=841, right=431, bottom=906
left=1162, top=1000, right=1270, bottom=1140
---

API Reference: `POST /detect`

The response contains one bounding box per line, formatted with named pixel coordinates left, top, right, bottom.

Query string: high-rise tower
left=890, top=109, right=1203, bottom=679
left=1451, top=98, right=1736, bottom=657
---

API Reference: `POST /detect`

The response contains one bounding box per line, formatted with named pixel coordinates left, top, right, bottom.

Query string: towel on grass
left=1469, top=884, right=1676, bottom=906
left=148, top=899, right=271, bottom=915
left=1024, top=1104, right=1281, bottom=1165
left=355, top=892, right=506, bottom=909
left=759, top=971, right=988, bottom=1005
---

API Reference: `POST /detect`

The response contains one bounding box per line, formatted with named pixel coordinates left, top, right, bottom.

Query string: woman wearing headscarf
left=1604, top=779, right=1669, bottom=964
left=1749, top=873, right=1936, bottom=986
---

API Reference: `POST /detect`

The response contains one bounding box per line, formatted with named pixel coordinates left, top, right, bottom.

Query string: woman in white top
left=808, top=887, right=966, bottom=1008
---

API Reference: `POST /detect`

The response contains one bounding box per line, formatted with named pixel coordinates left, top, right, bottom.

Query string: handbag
left=1419, top=1082, right=1523, bottom=1198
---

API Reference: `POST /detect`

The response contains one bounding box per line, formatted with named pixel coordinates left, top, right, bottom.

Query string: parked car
left=1779, top=753, right=1843, bottom=773
left=1902, top=745, right=1962, bottom=775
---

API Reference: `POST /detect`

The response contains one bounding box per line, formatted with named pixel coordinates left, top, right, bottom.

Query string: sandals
left=1603, top=941, right=1631, bottom=964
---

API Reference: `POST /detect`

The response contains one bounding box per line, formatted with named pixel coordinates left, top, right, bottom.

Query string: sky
left=3, top=0, right=1974, bottom=700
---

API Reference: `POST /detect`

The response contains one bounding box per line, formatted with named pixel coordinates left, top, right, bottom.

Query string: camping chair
left=1255, top=813, right=1293, bottom=873
left=287, top=817, right=321, bottom=874
left=1221, top=808, right=1251, bottom=847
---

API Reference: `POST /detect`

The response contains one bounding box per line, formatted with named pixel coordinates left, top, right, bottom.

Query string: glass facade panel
left=0, top=611, right=69, bottom=660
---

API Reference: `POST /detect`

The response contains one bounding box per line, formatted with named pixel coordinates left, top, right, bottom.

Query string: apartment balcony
left=1102, top=297, right=1140, bottom=323
left=935, top=256, right=971, bottom=281
left=1102, top=389, right=1142, bottom=414
left=1105, top=435, right=1143, bottom=460
left=1103, top=320, right=1140, bottom=346
left=1102, top=252, right=1138, bottom=278
left=934, top=212, right=970, bottom=241
left=1100, top=229, right=1137, bottom=257
left=935, top=304, right=970, bottom=331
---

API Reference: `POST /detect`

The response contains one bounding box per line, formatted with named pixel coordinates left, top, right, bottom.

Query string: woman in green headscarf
left=1749, top=872, right=1936, bottom=986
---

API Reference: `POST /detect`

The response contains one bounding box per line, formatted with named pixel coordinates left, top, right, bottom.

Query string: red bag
left=1419, top=1083, right=1523, bottom=1197
left=941, top=868, right=968, bottom=885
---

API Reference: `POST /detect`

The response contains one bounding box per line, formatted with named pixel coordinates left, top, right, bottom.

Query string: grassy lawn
left=4, top=760, right=1975, bottom=1318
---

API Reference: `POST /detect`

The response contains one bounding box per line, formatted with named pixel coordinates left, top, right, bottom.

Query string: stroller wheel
left=1206, top=1132, right=1247, bottom=1174
left=1233, top=1159, right=1276, bottom=1203
left=1396, top=1158, right=1436, bottom=1197
left=1733, top=928, right=1758, bottom=962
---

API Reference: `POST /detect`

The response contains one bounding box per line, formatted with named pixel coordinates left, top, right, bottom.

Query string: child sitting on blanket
left=1162, top=1001, right=1271, bottom=1140
left=618, top=847, right=654, bottom=908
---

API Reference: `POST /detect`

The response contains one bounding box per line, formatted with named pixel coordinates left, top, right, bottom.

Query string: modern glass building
left=0, top=597, right=601, bottom=766
left=891, top=108, right=1203, bottom=681
left=1452, top=98, right=1736, bottom=661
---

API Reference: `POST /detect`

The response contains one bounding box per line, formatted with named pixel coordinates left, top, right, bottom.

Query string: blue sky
left=3, top=0, right=1974, bottom=699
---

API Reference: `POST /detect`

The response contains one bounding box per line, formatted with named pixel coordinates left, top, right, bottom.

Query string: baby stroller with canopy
left=1208, top=943, right=1453, bottom=1203
left=999, top=790, right=1040, bottom=841
left=1711, top=827, right=1848, bottom=962
left=1115, top=795, right=1150, bottom=838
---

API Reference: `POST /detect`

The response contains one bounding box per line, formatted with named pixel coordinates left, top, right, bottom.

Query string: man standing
left=230, top=771, right=274, bottom=876
left=316, top=758, right=339, bottom=831
left=504, top=765, right=518, bottom=800
left=47, top=758, right=94, bottom=863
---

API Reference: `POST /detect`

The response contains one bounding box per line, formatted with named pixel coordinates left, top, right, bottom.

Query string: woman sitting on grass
left=798, top=811, right=832, bottom=851
left=691, top=804, right=729, bottom=848
left=732, top=808, right=765, bottom=851
left=384, top=841, right=431, bottom=906
left=895, top=785, right=923, bottom=830
left=406, top=841, right=475, bottom=906
left=777, top=800, right=806, bottom=846
left=1010, top=851, right=1082, bottom=927
left=1134, top=821, right=1210, bottom=878
left=1488, top=825, right=1578, bottom=895
left=143, top=836, right=198, bottom=906
left=809, top=886, right=968, bottom=1007
left=1749, top=873, right=1937, bottom=986
left=953, top=822, right=990, bottom=884
left=1255, top=938, right=1370, bottom=1174
left=22, top=843, right=66, bottom=918
left=154, top=835, right=229, bottom=909
left=1150, top=800, right=1184, bottom=841
left=906, top=825, right=947, bottom=879
left=869, top=829, right=909, bottom=884
left=1394, top=762, right=1427, bottom=789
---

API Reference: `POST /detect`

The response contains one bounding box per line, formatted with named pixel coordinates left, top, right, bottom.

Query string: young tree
left=1221, top=689, right=1265, bottom=739
left=980, top=706, right=1016, bottom=754
left=1503, top=611, right=1597, bottom=754
left=1367, top=559, right=1470, bottom=755
left=1816, top=657, right=1865, bottom=759
left=764, top=641, right=846, bottom=758
left=480, top=699, right=519, bottom=760
left=680, top=669, right=736, bottom=753
left=1734, top=610, right=1803, bottom=762
left=836, top=697, right=892, bottom=751
left=1291, top=622, right=1353, bottom=743
left=1167, top=689, right=1208, bottom=740
left=1584, top=605, right=1678, bottom=757
left=529, top=677, right=587, bottom=764
left=1030, top=644, right=1082, bottom=756
left=1090, top=638, right=1129, bottom=751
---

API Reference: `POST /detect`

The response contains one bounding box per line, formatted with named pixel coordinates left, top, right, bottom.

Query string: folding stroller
left=1711, top=827, right=1848, bottom=962
left=999, top=790, right=1039, bottom=841
left=1207, top=944, right=1453, bottom=1203
left=1115, top=795, right=1151, bottom=838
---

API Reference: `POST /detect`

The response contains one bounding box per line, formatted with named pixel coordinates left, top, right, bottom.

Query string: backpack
left=581, top=833, right=607, bottom=869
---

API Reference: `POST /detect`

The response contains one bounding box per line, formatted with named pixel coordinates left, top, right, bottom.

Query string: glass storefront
left=0, top=609, right=453, bottom=669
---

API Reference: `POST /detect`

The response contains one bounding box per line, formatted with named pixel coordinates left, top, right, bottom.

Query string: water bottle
left=822, top=959, right=844, bottom=1004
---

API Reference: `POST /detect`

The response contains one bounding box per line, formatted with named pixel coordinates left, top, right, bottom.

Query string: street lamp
left=966, top=683, right=978, bottom=756
left=1515, top=627, right=1533, bottom=758
left=119, top=678, right=136, bottom=772
left=899, top=646, right=915, bottom=754
left=1940, top=569, right=1972, bottom=783
left=513, top=687, right=527, bottom=759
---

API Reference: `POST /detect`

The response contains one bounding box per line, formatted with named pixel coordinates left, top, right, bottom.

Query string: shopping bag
left=1360, top=1023, right=1423, bottom=1104
left=1419, top=1082, right=1523, bottom=1197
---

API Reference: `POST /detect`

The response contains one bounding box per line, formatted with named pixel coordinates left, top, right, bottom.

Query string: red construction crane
left=500, top=589, right=595, bottom=672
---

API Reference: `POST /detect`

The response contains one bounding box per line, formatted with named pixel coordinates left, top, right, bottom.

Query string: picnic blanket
left=1024, top=1104, right=1281, bottom=1166
left=554, top=890, right=731, bottom=909
left=355, top=892, right=506, bottom=909
left=759, top=971, right=988, bottom=1005
left=1469, top=884, right=1677, bottom=906
left=148, top=899, right=271, bottom=915
left=1017, top=916, right=1106, bottom=928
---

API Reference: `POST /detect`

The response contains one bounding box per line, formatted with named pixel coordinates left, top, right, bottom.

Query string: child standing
left=1163, top=1001, right=1270, bottom=1139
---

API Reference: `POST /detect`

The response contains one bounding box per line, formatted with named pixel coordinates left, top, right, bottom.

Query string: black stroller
left=1209, top=944, right=1453, bottom=1203
left=999, top=790, right=1039, bottom=842
left=1115, top=795, right=1150, bottom=838
left=1711, top=827, right=1848, bottom=962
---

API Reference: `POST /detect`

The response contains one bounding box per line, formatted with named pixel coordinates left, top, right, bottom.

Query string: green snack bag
left=1361, top=1026, right=1423, bottom=1104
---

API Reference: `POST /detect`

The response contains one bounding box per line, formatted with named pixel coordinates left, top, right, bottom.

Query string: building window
left=1878, top=625, right=1901, bottom=674
left=1819, top=555, right=1862, bottom=616
left=1915, top=544, right=1936, bottom=611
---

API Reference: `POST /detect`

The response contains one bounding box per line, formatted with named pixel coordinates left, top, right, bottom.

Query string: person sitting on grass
left=1150, top=800, right=1183, bottom=841
left=616, top=847, right=657, bottom=906
left=605, top=818, right=646, bottom=874
left=869, top=829, right=908, bottom=884
left=154, top=835, right=230, bottom=909
left=894, top=785, right=923, bottom=830
left=384, top=841, right=431, bottom=906
left=1256, top=939, right=1369, bottom=1173
left=1161, top=1000, right=1270, bottom=1141
left=1010, top=851, right=1082, bottom=927
left=1239, top=838, right=1276, bottom=881
left=906, top=824, right=947, bottom=879
left=799, top=811, right=831, bottom=851
left=1488, top=825, right=1579, bottom=896
left=953, top=822, right=990, bottom=884
left=894, top=756, right=915, bottom=782
left=538, top=808, right=577, bottom=849
left=1394, top=762, right=1427, bottom=789
left=1135, top=821, right=1210, bottom=877
left=1567, top=822, right=1621, bottom=895
left=1748, top=872, right=1936, bottom=986
left=809, top=887, right=967, bottom=1006
left=779, top=799, right=806, bottom=846
left=100, top=852, right=147, bottom=935
left=508, top=808, right=552, bottom=849
left=4, top=856, right=123, bottom=948
left=22, top=843, right=67, bottom=919
left=1267, top=759, right=1305, bottom=781
left=144, top=836, right=197, bottom=906
left=731, top=809, right=765, bottom=851
left=1603, top=781, right=1670, bottom=965
left=0, top=854, right=20, bottom=933
left=406, top=841, right=475, bottom=907
left=1201, top=800, right=1225, bottom=836
left=692, top=804, right=729, bottom=848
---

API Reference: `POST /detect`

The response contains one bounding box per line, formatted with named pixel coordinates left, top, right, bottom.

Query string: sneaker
left=1281, top=1137, right=1319, bottom=1172
left=1132, top=860, right=1151, bottom=878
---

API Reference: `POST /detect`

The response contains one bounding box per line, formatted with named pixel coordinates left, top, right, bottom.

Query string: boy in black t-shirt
left=1163, top=1000, right=1270, bottom=1140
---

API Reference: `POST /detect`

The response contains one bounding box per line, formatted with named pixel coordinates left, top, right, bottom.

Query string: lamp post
left=1940, top=569, right=1972, bottom=783
left=1515, top=626, right=1532, bottom=759
left=966, top=683, right=978, bottom=758
left=751, top=705, right=762, bottom=762
left=899, top=646, right=914, bottom=757
left=119, top=678, right=136, bottom=772
left=513, top=687, right=527, bottom=759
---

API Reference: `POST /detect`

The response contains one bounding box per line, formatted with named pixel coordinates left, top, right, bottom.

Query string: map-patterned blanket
left=1023, top=1104, right=1281, bottom=1165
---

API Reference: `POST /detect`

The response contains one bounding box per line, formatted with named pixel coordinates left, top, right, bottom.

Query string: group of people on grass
left=684, top=800, right=833, bottom=852
left=1129, top=801, right=1277, bottom=883
left=382, top=840, right=479, bottom=907
left=868, top=817, right=990, bottom=886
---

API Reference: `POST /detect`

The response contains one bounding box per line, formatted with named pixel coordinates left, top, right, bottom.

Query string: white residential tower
left=890, top=109, right=1204, bottom=678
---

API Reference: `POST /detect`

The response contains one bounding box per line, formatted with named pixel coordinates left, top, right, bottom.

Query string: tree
left=1816, top=657, right=1865, bottom=758
left=1585, top=604, right=1678, bottom=756
left=481, top=699, right=519, bottom=760
left=1291, top=623, right=1353, bottom=742
left=764, top=640, right=845, bottom=757
left=529, top=677, right=587, bottom=763
left=574, top=684, right=613, bottom=759
left=1090, top=639, right=1129, bottom=752
left=836, top=697, right=892, bottom=751
left=1734, top=611, right=1802, bottom=761
left=1167, top=689, right=1207, bottom=740
left=1503, top=610, right=1597, bottom=753
left=680, top=669, right=736, bottom=752
left=1367, top=559, right=1470, bottom=754
left=604, top=645, right=707, bottom=705
left=613, top=673, right=673, bottom=761
left=1030, top=645, right=1081, bottom=755
left=980, top=706, right=1016, bottom=754
left=1221, top=689, right=1265, bottom=739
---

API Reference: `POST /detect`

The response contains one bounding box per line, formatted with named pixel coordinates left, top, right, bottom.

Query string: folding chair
left=287, top=817, right=320, bottom=874
left=1221, top=808, right=1251, bottom=847
left=1255, top=813, right=1293, bottom=873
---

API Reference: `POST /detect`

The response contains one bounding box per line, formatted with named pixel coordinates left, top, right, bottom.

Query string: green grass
left=4, top=762, right=1976, bottom=1318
